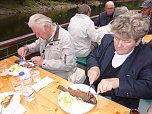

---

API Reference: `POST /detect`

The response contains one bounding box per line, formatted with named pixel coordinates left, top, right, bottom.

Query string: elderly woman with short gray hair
left=86, top=11, right=152, bottom=109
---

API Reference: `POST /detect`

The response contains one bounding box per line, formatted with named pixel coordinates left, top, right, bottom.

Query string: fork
left=87, top=84, right=92, bottom=95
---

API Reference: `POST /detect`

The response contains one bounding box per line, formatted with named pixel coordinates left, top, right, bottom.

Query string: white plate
left=0, top=92, right=20, bottom=114
left=8, top=64, right=24, bottom=76
left=8, top=62, right=34, bottom=76
left=58, top=84, right=97, bottom=114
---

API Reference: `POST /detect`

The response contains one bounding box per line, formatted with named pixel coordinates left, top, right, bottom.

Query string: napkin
left=13, top=104, right=26, bottom=114
left=32, top=77, right=54, bottom=92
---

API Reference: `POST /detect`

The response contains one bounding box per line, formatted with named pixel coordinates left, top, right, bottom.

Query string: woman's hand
left=87, top=66, right=100, bottom=84
left=97, top=78, right=119, bottom=94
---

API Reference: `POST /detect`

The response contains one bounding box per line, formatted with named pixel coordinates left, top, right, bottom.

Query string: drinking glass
left=0, top=62, right=9, bottom=80
left=30, top=68, right=41, bottom=83
left=11, top=77, right=22, bottom=95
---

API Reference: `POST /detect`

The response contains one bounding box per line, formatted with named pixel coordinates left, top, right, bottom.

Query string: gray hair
left=78, top=4, right=91, bottom=15
left=28, top=13, right=52, bottom=31
left=113, top=6, right=128, bottom=20
left=111, top=10, right=149, bottom=41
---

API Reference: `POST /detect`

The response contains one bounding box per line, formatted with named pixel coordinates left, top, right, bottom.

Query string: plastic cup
left=30, top=69, right=41, bottom=83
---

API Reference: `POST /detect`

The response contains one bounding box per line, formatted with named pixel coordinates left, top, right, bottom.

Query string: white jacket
left=68, top=14, right=97, bottom=57
left=96, top=21, right=113, bottom=45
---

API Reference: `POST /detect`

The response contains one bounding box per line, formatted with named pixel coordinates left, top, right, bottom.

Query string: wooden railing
left=0, top=15, right=98, bottom=60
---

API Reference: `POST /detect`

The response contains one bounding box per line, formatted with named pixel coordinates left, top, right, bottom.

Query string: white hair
left=28, top=13, right=52, bottom=31
left=113, top=6, right=128, bottom=20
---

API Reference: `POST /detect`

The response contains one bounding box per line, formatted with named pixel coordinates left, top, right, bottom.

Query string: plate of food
left=8, top=64, right=24, bottom=76
left=15, top=59, right=35, bottom=69
left=8, top=62, right=35, bottom=76
left=0, top=92, right=20, bottom=114
left=58, top=84, right=97, bottom=114
left=19, top=61, right=35, bottom=69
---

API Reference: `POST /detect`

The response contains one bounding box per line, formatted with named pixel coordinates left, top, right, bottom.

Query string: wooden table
left=143, top=34, right=152, bottom=43
left=0, top=56, right=130, bottom=114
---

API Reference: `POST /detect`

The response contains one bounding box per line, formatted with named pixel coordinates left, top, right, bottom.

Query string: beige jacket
left=27, top=25, right=76, bottom=80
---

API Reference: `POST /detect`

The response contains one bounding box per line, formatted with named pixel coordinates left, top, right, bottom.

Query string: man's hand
left=97, top=78, right=119, bottom=94
left=87, top=66, right=100, bottom=84
left=17, top=46, right=29, bottom=57
left=31, top=56, right=44, bottom=66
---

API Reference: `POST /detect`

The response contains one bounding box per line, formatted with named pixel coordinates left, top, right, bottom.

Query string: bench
left=76, top=57, right=86, bottom=66
left=138, top=99, right=152, bottom=114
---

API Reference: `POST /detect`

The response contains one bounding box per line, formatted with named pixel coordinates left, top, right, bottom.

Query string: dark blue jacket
left=87, top=34, right=152, bottom=109
left=94, top=12, right=113, bottom=27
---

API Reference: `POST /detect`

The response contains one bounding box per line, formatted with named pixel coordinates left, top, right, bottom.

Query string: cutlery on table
left=87, top=84, right=92, bottom=95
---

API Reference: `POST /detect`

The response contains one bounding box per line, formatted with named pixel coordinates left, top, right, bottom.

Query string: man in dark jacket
left=86, top=11, right=152, bottom=109
left=140, top=0, right=152, bottom=34
left=94, top=1, right=115, bottom=27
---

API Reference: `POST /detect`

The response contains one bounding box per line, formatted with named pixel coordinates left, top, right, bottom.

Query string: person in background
left=140, top=0, right=152, bottom=34
left=97, top=6, right=128, bottom=45
left=68, top=4, right=98, bottom=57
left=18, top=14, right=76, bottom=80
left=86, top=11, right=152, bottom=109
left=94, top=1, right=115, bottom=27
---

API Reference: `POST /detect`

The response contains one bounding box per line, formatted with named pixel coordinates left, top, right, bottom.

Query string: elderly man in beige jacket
left=18, top=14, right=78, bottom=81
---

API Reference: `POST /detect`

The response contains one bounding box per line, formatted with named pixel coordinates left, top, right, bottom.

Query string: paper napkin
left=32, top=77, right=54, bottom=92
left=14, top=104, right=26, bottom=114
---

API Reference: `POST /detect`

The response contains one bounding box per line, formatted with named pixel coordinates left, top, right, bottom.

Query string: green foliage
left=0, top=0, right=69, bottom=10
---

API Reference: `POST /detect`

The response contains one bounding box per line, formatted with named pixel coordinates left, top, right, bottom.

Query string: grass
left=0, top=0, right=71, bottom=10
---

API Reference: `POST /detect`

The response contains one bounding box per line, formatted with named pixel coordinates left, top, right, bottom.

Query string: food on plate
left=20, top=61, right=35, bottom=68
left=8, top=64, right=23, bottom=75
left=1, top=95, right=13, bottom=108
left=15, top=59, right=35, bottom=68
left=57, top=85, right=97, bottom=104
left=59, top=92, right=77, bottom=108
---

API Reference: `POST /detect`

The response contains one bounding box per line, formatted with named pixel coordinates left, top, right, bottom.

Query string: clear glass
left=0, top=62, right=9, bottom=80
left=30, top=68, right=41, bottom=83
left=11, top=77, right=23, bottom=95
left=22, top=85, right=35, bottom=103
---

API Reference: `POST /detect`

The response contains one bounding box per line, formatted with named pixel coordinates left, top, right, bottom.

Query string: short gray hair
left=113, top=6, right=128, bottom=20
left=28, top=13, right=52, bottom=31
left=111, top=10, right=149, bottom=41
left=78, top=4, right=91, bottom=15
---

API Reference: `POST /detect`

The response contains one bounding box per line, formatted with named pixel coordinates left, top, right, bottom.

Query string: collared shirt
left=112, top=50, right=133, bottom=68
left=47, top=24, right=57, bottom=42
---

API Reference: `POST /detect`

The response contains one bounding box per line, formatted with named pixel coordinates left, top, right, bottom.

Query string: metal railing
left=0, top=15, right=98, bottom=60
